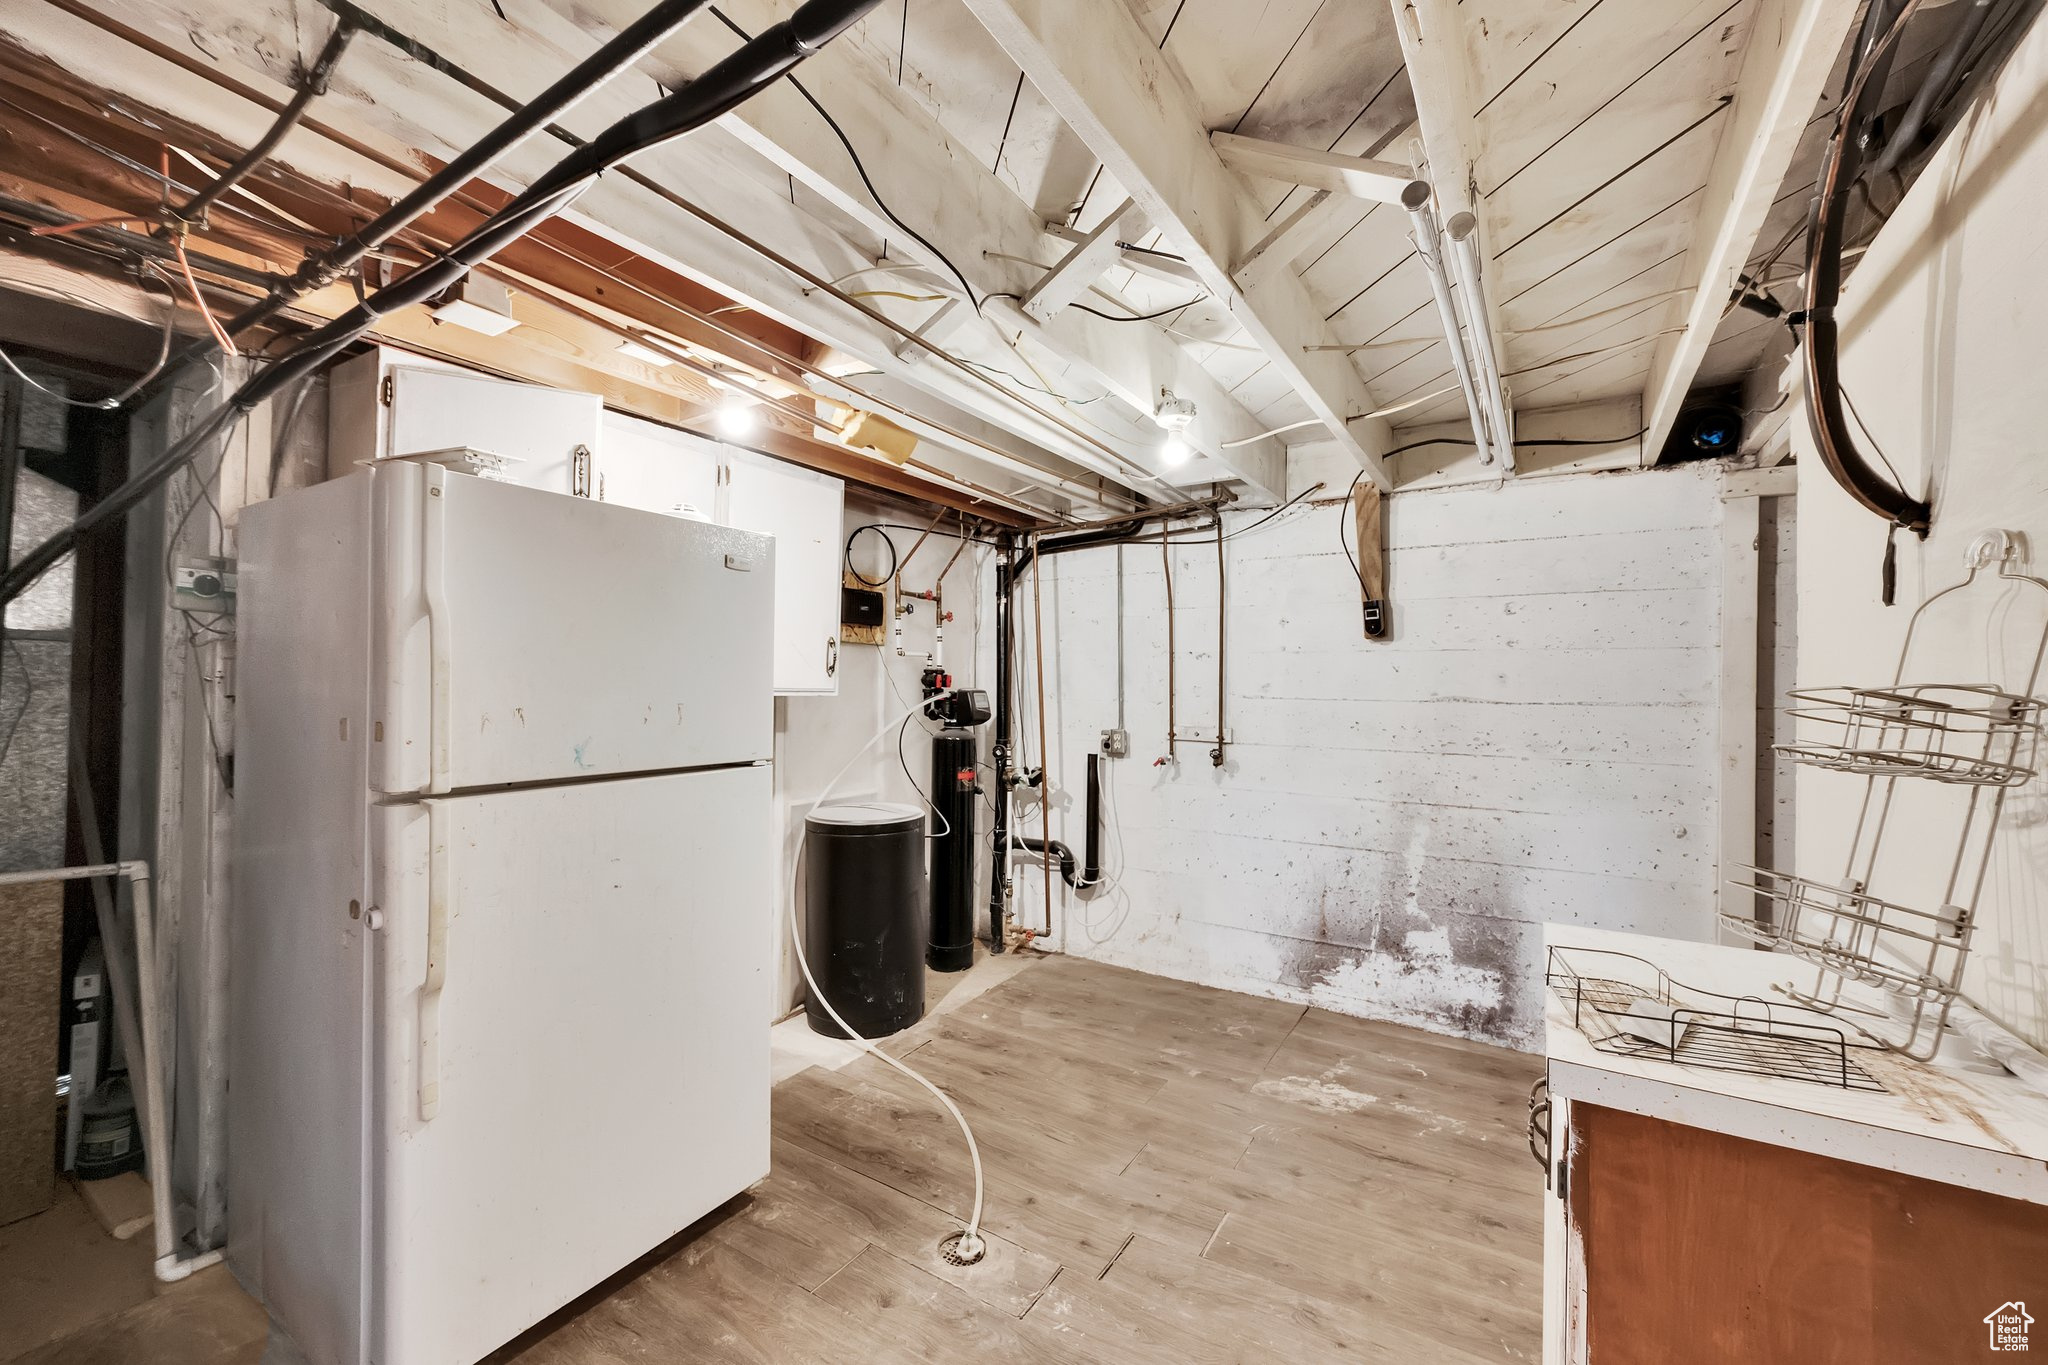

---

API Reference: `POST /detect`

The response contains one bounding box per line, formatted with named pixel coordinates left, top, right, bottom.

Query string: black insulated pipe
left=0, top=0, right=885, bottom=609
left=1012, top=838, right=1077, bottom=888
left=174, top=19, right=359, bottom=227
left=224, top=0, right=719, bottom=341
left=1084, top=752, right=1101, bottom=887
left=986, top=535, right=1015, bottom=953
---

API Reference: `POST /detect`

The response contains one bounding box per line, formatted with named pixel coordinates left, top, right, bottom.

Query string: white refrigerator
left=229, top=459, right=776, bottom=1365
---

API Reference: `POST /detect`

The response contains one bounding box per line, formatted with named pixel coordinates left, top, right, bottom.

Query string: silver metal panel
left=228, top=473, right=374, bottom=1365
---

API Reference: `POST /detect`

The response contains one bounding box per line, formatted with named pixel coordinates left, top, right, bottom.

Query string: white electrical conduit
left=1215, top=383, right=1464, bottom=450
left=0, top=862, right=221, bottom=1282
left=790, top=691, right=987, bottom=1263
left=1401, top=181, right=1499, bottom=467
left=1444, top=212, right=1516, bottom=474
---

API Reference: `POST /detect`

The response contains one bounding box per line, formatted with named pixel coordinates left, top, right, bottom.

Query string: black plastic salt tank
left=802, top=801, right=928, bottom=1038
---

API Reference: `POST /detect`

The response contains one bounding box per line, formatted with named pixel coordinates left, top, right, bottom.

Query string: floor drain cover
left=938, top=1231, right=987, bottom=1266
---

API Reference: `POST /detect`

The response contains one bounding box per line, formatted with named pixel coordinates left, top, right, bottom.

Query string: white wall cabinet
left=328, top=347, right=843, bottom=696
left=720, top=446, right=843, bottom=695
left=327, top=349, right=601, bottom=496
left=599, top=411, right=720, bottom=521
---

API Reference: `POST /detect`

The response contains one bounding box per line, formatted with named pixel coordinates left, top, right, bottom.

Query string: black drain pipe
left=1012, top=837, right=1077, bottom=886
left=1084, top=752, right=1101, bottom=886
left=987, top=532, right=1016, bottom=952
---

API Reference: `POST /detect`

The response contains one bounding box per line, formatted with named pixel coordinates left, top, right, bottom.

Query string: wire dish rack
left=1727, top=531, right=2048, bottom=1059
left=1546, top=946, right=1885, bottom=1092
left=1778, top=683, right=2041, bottom=786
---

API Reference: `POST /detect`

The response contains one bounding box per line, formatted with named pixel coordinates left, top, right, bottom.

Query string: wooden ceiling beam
left=1637, top=0, right=1859, bottom=464
left=546, top=0, right=1286, bottom=499
left=960, top=0, right=1395, bottom=489
left=1390, top=0, right=1514, bottom=459
left=1210, top=133, right=1413, bottom=204
left=0, top=122, right=1031, bottom=523
left=0, top=0, right=1104, bottom=513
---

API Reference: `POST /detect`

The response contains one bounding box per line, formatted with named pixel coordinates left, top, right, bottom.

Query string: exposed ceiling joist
left=15, top=0, right=1190, bottom=510
left=1638, top=0, right=1861, bottom=463
left=1391, top=0, right=1513, bottom=446
left=1022, top=196, right=1143, bottom=321
left=1210, top=132, right=1412, bottom=204
left=960, top=0, right=1396, bottom=489
left=1234, top=190, right=1342, bottom=293
left=571, top=0, right=1286, bottom=498
left=1044, top=223, right=1202, bottom=287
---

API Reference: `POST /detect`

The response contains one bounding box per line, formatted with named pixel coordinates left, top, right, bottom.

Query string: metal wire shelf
left=1728, top=530, right=2048, bottom=1060
left=1546, top=946, right=1885, bottom=1092
left=1723, top=866, right=1971, bottom=1000
left=1777, top=683, right=2041, bottom=787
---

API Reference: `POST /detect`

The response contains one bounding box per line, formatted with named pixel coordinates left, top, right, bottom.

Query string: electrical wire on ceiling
left=0, top=266, right=179, bottom=410
left=0, top=0, right=887, bottom=606
left=1214, top=382, right=1464, bottom=450
left=704, top=7, right=982, bottom=311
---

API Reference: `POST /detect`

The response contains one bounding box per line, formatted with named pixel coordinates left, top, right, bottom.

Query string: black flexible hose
left=0, top=0, right=884, bottom=608
left=1870, top=0, right=1999, bottom=175
left=174, top=19, right=358, bottom=226
left=1802, top=0, right=1934, bottom=535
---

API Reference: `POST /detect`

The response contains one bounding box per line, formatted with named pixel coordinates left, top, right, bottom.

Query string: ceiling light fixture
left=616, top=338, right=676, bottom=367
left=715, top=395, right=760, bottom=439
left=428, top=276, right=520, bottom=336
left=1154, top=389, right=1197, bottom=468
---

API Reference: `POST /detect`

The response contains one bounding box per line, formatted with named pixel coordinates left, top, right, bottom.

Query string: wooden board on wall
left=1571, top=1102, right=2048, bottom=1363
left=0, top=881, right=60, bottom=1225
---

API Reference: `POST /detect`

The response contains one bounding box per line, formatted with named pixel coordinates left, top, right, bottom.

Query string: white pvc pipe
left=1444, top=211, right=1516, bottom=474
left=1880, top=985, right=2048, bottom=1095
left=0, top=862, right=223, bottom=1282
left=1401, top=181, right=1497, bottom=466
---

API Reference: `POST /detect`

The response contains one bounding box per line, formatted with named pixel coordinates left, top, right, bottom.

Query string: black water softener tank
left=802, top=802, right=928, bottom=1038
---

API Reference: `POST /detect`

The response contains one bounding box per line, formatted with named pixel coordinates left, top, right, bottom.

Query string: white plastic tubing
left=0, top=862, right=222, bottom=1282
left=789, top=691, right=989, bottom=1259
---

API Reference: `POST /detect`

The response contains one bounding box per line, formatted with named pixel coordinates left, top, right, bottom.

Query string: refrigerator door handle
left=419, top=797, right=451, bottom=1121
left=423, top=465, right=453, bottom=795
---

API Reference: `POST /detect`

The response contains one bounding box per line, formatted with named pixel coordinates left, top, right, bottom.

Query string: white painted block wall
left=1011, top=455, right=1728, bottom=1048
left=1793, top=19, right=2048, bottom=1050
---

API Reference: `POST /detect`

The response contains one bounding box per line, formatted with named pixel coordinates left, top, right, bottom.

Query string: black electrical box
left=841, top=584, right=886, bottom=630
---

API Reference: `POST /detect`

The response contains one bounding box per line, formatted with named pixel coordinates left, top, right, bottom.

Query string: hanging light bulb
left=1154, top=388, right=1197, bottom=469
left=715, top=395, right=759, bottom=438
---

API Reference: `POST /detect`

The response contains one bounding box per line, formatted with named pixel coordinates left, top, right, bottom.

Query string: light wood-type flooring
left=499, top=954, right=1547, bottom=1365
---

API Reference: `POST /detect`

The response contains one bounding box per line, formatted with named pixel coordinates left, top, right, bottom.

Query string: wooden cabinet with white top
left=326, top=347, right=843, bottom=695
left=1537, top=925, right=2048, bottom=1365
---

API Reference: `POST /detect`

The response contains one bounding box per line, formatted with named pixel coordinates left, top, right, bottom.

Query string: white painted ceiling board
left=1497, top=193, right=1705, bottom=328
left=1480, top=13, right=1751, bottom=251
left=1472, top=0, right=1750, bottom=196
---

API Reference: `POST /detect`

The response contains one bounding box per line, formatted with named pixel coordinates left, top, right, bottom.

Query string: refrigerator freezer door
left=371, top=462, right=774, bottom=794
left=369, top=764, right=772, bottom=1365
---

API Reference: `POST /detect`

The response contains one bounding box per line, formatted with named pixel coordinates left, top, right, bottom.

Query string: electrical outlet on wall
left=1100, top=728, right=1129, bottom=758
